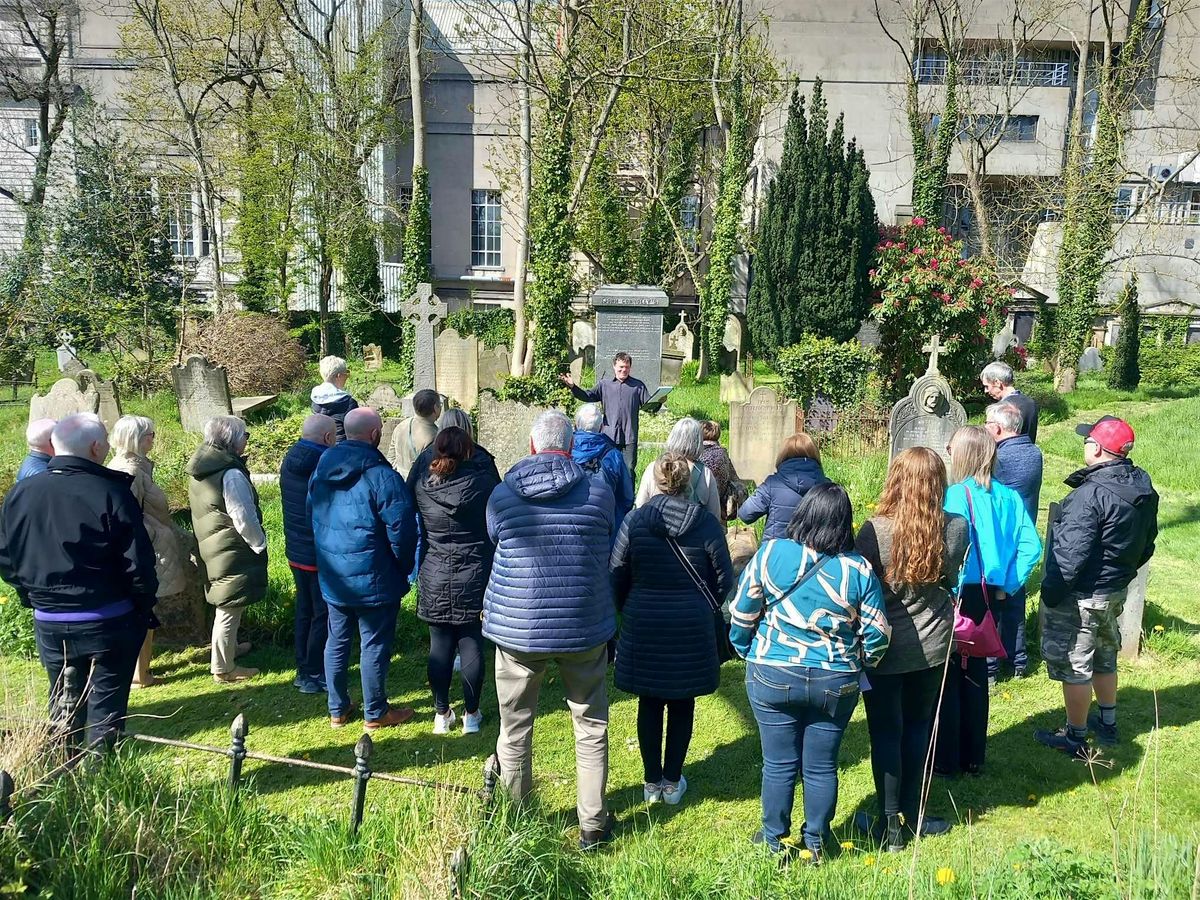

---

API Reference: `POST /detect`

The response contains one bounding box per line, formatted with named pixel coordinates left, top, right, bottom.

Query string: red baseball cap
left=1075, top=416, right=1135, bottom=456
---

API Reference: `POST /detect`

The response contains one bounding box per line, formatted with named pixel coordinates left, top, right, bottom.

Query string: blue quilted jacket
left=483, top=452, right=616, bottom=654
left=279, top=439, right=327, bottom=567
left=309, top=440, right=418, bottom=608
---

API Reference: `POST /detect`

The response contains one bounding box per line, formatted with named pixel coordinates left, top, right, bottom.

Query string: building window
left=163, top=187, right=210, bottom=259
left=967, top=114, right=1038, bottom=142
left=471, top=189, right=502, bottom=268
left=24, top=119, right=39, bottom=148
left=917, top=46, right=1071, bottom=87
left=1189, top=189, right=1200, bottom=224
left=1113, top=185, right=1141, bottom=220
left=680, top=194, right=700, bottom=251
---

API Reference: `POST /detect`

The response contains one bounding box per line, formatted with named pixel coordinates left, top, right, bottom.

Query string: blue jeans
left=988, top=587, right=1028, bottom=678
left=745, top=661, right=860, bottom=852
left=325, top=602, right=398, bottom=721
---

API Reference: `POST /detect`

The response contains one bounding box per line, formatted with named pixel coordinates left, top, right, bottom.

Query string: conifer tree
left=1107, top=276, right=1141, bottom=391
left=746, top=78, right=877, bottom=355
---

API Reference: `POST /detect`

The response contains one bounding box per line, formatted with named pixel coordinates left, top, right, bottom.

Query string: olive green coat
left=187, top=443, right=267, bottom=609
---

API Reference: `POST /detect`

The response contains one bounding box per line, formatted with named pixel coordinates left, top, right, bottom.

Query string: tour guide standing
left=1036, top=416, right=1158, bottom=757
left=309, top=407, right=419, bottom=730
left=0, top=413, right=157, bottom=746
left=560, top=351, right=650, bottom=472
left=482, top=410, right=617, bottom=851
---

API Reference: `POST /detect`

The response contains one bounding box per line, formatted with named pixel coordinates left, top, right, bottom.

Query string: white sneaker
left=453, top=654, right=462, bottom=673
left=644, top=781, right=663, bottom=804
left=462, top=710, right=484, bottom=734
left=433, top=709, right=457, bottom=734
left=661, top=775, right=688, bottom=806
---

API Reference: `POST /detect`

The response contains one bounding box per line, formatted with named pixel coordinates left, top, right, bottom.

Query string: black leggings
left=863, top=666, right=944, bottom=819
left=636, top=696, right=695, bottom=783
left=427, top=621, right=484, bottom=715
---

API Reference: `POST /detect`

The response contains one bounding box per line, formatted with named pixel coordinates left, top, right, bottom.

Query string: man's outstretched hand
left=558, top=372, right=576, bottom=388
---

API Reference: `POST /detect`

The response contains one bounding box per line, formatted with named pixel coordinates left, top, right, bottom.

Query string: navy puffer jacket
left=279, top=439, right=328, bottom=567
left=612, top=494, right=734, bottom=699
left=483, top=452, right=616, bottom=654
left=737, top=456, right=829, bottom=540
left=309, top=440, right=418, bottom=608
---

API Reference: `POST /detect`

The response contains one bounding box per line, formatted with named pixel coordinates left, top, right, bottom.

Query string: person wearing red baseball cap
left=1036, top=416, right=1159, bottom=758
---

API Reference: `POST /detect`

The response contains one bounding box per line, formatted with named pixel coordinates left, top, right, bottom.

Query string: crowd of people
left=0, top=354, right=1160, bottom=859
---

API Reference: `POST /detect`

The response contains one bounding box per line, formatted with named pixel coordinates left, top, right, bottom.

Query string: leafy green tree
left=746, top=78, right=877, bottom=355
left=1107, top=277, right=1140, bottom=391
left=577, top=153, right=633, bottom=282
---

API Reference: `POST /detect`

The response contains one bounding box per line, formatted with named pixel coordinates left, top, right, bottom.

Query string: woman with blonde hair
left=854, top=448, right=968, bottom=850
left=109, top=415, right=187, bottom=687
left=736, top=433, right=829, bottom=539
left=936, top=426, right=1041, bottom=778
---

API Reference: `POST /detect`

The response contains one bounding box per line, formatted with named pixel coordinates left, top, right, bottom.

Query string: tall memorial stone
left=590, top=284, right=668, bottom=393
left=172, top=355, right=233, bottom=434
left=400, top=283, right=447, bottom=394
left=730, top=387, right=798, bottom=485
left=477, top=395, right=552, bottom=476
left=435, top=328, right=479, bottom=408
left=478, top=345, right=511, bottom=393
left=29, top=378, right=100, bottom=424
left=362, top=343, right=383, bottom=371
left=888, top=335, right=966, bottom=464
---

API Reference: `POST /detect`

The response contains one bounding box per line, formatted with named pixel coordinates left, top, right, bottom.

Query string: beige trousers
left=210, top=607, right=244, bottom=675
left=493, top=643, right=610, bottom=832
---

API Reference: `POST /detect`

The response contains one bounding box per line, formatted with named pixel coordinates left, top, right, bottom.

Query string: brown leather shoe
left=212, top=667, right=258, bottom=684
left=364, top=706, right=414, bottom=730
left=330, top=702, right=358, bottom=729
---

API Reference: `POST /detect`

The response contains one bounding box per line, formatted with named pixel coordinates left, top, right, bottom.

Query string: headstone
left=888, top=335, right=966, bottom=463
left=804, top=397, right=839, bottom=435
left=172, top=355, right=233, bottom=435
left=29, top=377, right=100, bottom=424
left=478, top=344, right=511, bottom=393
left=400, top=283, right=447, bottom=393
left=569, top=349, right=586, bottom=386
left=1078, top=346, right=1104, bottom=372
left=434, top=328, right=479, bottom=408
left=476, top=395, right=553, bottom=476
left=664, top=312, right=695, bottom=360
left=56, top=333, right=82, bottom=373
left=730, top=387, right=798, bottom=485
left=571, top=319, right=596, bottom=354
left=363, top=343, right=383, bottom=372
left=75, top=369, right=122, bottom=431
left=720, top=371, right=753, bottom=404
left=660, top=351, right=685, bottom=387
left=722, top=315, right=745, bottom=361
left=154, top=530, right=208, bottom=646
left=1119, top=561, right=1149, bottom=659
left=380, top=418, right=404, bottom=458
left=855, top=320, right=882, bottom=349
left=991, top=322, right=1017, bottom=359
left=366, top=383, right=407, bottom=416
left=590, top=284, right=669, bottom=394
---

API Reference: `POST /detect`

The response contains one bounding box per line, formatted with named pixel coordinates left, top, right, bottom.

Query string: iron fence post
left=351, top=733, right=372, bottom=833
left=228, top=713, right=248, bottom=794
left=0, top=770, right=13, bottom=822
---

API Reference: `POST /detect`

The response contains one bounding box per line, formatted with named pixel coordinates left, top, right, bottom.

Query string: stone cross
left=401, top=283, right=447, bottom=393
left=922, top=334, right=943, bottom=375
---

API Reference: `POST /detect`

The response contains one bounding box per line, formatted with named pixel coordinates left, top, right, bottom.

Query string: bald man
left=18, top=418, right=56, bottom=481
left=309, top=406, right=418, bottom=729
left=280, top=414, right=337, bottom=693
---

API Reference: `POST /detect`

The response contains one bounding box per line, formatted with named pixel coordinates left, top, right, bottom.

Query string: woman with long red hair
left=853, top=448, right=968, bottom=851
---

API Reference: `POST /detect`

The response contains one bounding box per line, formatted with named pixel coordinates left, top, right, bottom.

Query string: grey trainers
left=1035, top=726, right=1089, bottom=759
left=1087, top=711, right=1119, bottom=746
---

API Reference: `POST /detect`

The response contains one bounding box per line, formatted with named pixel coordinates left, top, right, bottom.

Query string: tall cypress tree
left=1107, top=276, right=1141, bottom=390
left=747, top=78, right=878, bottom=355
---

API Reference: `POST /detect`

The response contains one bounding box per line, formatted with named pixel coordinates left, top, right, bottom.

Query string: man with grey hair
left=18, top=418, right=56, bottom=481
left=188, top=415, right=267, bottom=684
left=312, top=355, right=358, bottom=442
left=310, top=406, right=419, bottom=730
left=0, top=413, right=157, bottom=747
left=984, top=400, right=1044, bottom=680
left=280, top=414, right=337, bottom=694
left=483, top=410, right=617, bottom=851
left=571, top=403, right=634, bottom=528
left=980, top=360, right=1038, bottom=443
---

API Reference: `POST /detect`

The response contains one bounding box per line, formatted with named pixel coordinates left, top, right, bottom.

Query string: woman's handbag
left=666, top=536, right=737, bottom=665
left=953, top=487, right=1007, bottom=659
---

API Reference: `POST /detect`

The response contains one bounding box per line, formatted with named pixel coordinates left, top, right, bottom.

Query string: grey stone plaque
left=30, top=377, right=100, bottom=424
left=435, top=328, right=479, bottom=408
left=590, top=284, right=668, bottom=394
left=172, top=355, right=233, bottom=434
left=478, top=345, right=511, bottom=393
left=730, top=387, right=798, bottom=486
left=477, top=395, right=553, bottom=476
left=888, top=336, right=966, bottom=463
left=75, top=369, right=122, bottom=431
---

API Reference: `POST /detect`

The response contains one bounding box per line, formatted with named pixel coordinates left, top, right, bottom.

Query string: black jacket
left=611, top=494, right=734, bottom=700
left=0, top=455, right=158, bottom=615
left=1042, top=458, right=1159, bottom=605
left=407, top=445, right=501, bottom=625
left=279, top=439, right=328, bottom=567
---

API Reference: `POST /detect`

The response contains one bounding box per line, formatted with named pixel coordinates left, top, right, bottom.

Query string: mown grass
left=1, top=365, right=1199, bottom=896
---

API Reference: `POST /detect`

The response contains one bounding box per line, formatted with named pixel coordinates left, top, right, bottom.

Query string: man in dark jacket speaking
left=1036, top=416, right=1158, bottom=758
left=310, top=407, right=418, bottom=731
left=560, top=351, right=650, bottom=473
left=280, top=414, right=336, bottom=694
left=0, top=413, right=157, bottom=747
left=483, top=410, right=617, bottom=851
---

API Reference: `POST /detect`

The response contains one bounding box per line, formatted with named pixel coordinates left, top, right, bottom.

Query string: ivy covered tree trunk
left=400, top=165, right=431, bottom=391
left=909, top=58, right=957, bottom=222
left=528, top=115, right=575, bottom=383
left=1107, top=276, right=1140, bottom=391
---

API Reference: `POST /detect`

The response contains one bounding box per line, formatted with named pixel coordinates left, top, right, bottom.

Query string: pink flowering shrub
left=870, top=218, right=1013, bottom=397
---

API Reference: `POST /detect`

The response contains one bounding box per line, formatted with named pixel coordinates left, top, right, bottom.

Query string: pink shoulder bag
left=953, top=487, right=1007, bottom=659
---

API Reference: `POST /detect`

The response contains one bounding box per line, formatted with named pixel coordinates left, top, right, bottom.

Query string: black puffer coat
left=408, top=445, right=501, bottom=625
left=612, top=494, right=734, bottom=699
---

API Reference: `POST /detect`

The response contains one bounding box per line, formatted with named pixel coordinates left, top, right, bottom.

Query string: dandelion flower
left=936, top=867, right=956, bottom=886
left=798, top=849, right=814, bottom=861
left=1002, top=691, right=1013, bottom=701
left=1153, top=624, right=1165, bottom=633
left=840, top=840, right=855, bottom=850
left=863, top=855, right=877, bottom=867
left=882, top=866, right=895, bottom=875
left=1027, top=793, right=1037, bottom=802
left=1013, top=863, right=1023, bottom=872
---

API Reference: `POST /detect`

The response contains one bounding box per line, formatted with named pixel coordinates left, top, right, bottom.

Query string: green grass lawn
left=1, top=369, right=1199, bottom=896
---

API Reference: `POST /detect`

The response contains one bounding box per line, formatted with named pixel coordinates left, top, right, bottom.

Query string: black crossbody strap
left=765, top=553, right=830, bottom=613
left=666, top=535, right=722, bottom=613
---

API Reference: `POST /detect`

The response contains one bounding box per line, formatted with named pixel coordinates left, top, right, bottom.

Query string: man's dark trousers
left=291, top=565, right=328, bottom=679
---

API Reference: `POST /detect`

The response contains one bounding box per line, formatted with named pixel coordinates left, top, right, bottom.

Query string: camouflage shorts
left=1040, top=591, right=1126, bottom=684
